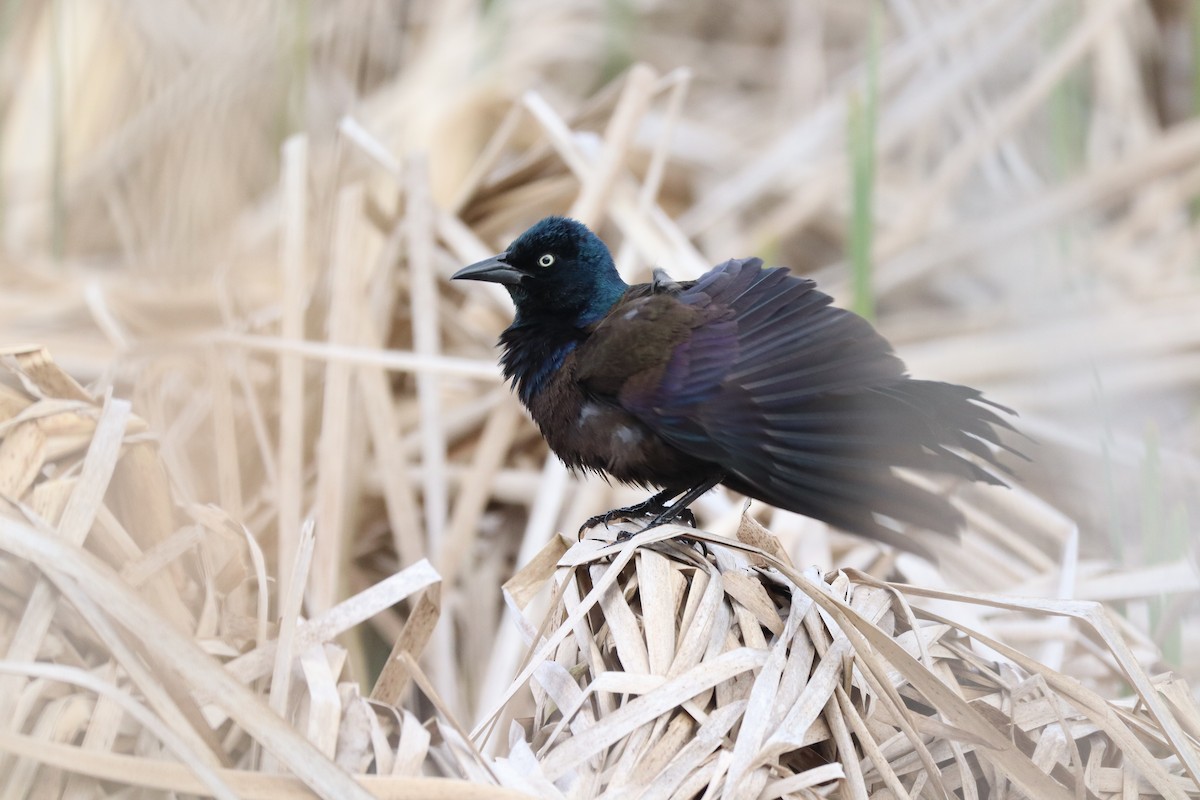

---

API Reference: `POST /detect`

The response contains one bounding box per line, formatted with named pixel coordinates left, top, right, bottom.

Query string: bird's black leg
left=578, top=473, right=726, bottom=540
left=639, top=473, right=725, bottom=532
left=578, top=485, right=682, bottom=538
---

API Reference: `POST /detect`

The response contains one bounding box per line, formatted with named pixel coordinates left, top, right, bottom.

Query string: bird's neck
left=499, top=274, right=627, bottom=404
left=498, top=314, right=592, bottom=405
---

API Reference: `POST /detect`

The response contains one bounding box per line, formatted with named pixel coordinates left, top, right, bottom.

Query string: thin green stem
left=848, top=4, right=880, bottom=322
left=50, top=0, right=66, bottom=261
left=278, top=0, right=310, bottom=141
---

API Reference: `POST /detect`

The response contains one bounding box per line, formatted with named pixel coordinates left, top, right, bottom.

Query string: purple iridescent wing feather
left=581, top=258, right=1015, bottom=549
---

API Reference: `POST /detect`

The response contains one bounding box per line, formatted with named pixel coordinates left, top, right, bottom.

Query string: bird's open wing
left=578, top=258, right=1015, bottom=548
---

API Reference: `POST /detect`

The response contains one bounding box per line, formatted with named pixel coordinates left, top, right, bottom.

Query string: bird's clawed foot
left=672, top=507, right=698, bottom=528
left=611, top=506, right=698, bottom=542
left=577, top=489, right=702, bottom=541
left=577, top=477, right=725, bottom=541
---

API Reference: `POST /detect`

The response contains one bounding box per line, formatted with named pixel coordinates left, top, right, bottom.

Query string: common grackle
left=452, top=216, right=1018, bottom=553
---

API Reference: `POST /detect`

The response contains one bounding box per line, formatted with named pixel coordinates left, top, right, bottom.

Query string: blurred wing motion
left=578, top=258, right=1017, bottom=549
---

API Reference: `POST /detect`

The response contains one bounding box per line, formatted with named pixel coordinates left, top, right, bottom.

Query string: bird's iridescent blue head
left=452, top=216, right=628, bottom=326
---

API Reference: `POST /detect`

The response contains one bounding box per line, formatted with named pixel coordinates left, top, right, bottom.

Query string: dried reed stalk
left=0, top=1, right=1198, bottom=798
left=482, top=522, right=1200, bottom=799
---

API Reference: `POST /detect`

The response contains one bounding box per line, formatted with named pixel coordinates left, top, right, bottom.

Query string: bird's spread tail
left=724, top=379, right=1021, bottom=556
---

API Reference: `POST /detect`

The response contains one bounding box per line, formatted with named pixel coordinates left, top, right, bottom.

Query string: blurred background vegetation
left=0, top=0, right=1196, bottom=700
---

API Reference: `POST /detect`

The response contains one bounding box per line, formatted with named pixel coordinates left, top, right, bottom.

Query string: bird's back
left=573, top=258, right=1017, bottom=551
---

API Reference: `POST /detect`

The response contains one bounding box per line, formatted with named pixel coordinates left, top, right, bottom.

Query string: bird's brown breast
left=525, top=350, right=713, bottom=489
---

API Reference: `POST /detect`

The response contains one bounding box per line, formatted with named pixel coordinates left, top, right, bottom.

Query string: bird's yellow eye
left=538, top=254, right=555, bottom=268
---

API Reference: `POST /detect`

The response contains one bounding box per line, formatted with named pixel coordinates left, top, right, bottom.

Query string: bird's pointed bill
left=452, top=253, right=524, bottom=286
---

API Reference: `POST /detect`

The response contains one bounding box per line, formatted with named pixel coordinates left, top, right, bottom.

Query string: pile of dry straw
left=0, top=2, right=1197, bottom=798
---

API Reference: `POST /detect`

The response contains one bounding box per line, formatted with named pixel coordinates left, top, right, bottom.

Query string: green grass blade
left=848, top=5, right=880, bottom=322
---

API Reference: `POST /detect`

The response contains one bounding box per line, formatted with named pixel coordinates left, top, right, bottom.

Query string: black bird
left=452, top=216, right=1017, bottom=552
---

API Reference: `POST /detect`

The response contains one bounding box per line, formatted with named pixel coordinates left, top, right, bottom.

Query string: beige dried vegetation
left=0, top=1, right=1197, bottom=798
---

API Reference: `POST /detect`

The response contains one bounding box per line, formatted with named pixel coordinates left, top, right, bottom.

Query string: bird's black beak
left=451, top=253, right=523, bottom=286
